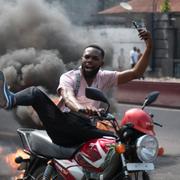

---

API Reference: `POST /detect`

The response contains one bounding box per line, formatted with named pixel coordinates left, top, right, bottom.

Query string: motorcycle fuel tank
left=75, top=137, right=116, bottom=172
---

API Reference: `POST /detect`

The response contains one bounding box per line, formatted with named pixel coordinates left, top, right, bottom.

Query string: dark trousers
left=15, top=87, right=114, bottom=146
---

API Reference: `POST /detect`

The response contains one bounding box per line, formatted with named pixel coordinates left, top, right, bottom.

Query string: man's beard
left=82, top=66, right=100, bottom=79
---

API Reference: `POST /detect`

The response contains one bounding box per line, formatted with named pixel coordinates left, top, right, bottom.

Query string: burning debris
left=1, top=147, right=29, bottom=180
left=0, top=144, right=20, bottom=179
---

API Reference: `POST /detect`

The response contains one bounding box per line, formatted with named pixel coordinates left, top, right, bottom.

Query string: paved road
left=0, top=104, right=180, bottom=179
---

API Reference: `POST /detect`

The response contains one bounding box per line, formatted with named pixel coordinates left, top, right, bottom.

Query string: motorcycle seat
left=28, top=130, right=80, bottom=159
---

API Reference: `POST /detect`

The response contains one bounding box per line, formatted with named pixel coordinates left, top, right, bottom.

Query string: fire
left=5, top=148, right=28, bottom=169
left=4, top=148, right=30, bottom=179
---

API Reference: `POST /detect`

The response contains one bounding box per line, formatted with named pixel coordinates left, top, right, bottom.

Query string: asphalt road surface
left=0, top=104, right=180, bottom=180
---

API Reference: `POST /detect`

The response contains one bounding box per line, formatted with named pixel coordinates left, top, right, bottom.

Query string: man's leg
left=0, top=71, right=68, bottom=141
left=15, top=88, right=116, bottom=146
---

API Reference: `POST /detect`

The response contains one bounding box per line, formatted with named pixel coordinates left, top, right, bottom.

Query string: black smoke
left=0, top=0, right=114, bottom=127
left=0, top=0, right=86, bottom=93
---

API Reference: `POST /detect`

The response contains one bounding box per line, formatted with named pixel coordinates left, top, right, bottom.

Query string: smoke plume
left=0, top=0, right=114, bottom=127
left=0, top=0, right=87, bottom=93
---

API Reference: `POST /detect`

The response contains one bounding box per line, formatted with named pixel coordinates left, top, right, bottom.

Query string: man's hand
left=78, top=106, right=105, bottom=117
left=138, top=29, right=152, bottom=48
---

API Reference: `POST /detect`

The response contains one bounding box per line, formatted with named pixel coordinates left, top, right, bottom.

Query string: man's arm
left=58, top=87, right=101, bottom=115
left=117, top=29, right=152, bottom=85
left=58, top=87, right=83, bottom=112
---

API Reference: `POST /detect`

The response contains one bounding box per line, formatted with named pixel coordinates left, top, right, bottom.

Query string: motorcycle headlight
left=136, top=135, right=159, bottom=163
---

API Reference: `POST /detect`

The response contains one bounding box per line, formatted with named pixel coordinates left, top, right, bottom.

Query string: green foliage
left=160, top=0, right=171, bottom=13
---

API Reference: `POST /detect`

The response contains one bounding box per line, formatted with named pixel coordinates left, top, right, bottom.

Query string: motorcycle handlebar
left=78, top=109, right=115, bottom=121
left=153, top=121, right=163, bottom=127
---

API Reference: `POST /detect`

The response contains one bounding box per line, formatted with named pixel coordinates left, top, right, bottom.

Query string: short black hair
left=84, top=44, right=105, bottom=58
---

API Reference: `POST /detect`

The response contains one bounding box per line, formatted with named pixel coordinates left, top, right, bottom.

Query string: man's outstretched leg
left=0, top=70, right=69, bottom=144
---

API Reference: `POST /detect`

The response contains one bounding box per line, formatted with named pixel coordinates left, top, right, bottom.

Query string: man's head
left=81, top=44, right=105, bottom=78
left=133, top=47, right=137, bottom=51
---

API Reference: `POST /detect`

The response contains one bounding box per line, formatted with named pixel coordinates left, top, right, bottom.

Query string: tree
left=160, top=0, right=171, bottom=13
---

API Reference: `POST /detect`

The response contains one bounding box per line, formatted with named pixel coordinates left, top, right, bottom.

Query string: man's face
left=81, top=47, right=104, bottom=78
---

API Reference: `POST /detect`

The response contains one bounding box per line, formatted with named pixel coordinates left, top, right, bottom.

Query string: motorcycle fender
left=126, top=163, right=154, bottom=171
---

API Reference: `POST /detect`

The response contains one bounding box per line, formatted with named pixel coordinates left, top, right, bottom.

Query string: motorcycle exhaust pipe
left=15, top=156, right=30, bottom=171
left=15, top=156, right=29, bottom=164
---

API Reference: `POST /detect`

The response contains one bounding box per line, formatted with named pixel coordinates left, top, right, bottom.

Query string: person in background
left=137, top=48, right=142, bottom=60
left=130, top=46, right=138, bottom=68
left=0, top=29, right=152, bottom=147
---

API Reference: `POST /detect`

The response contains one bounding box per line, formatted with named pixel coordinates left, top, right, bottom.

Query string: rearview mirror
left=142, top=91, right=160, bottom=109
left=85, top=87, right=109, bottom=105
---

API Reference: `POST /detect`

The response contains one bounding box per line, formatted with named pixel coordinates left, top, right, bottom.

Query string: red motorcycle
left=15, top=87, right=161, bottom=180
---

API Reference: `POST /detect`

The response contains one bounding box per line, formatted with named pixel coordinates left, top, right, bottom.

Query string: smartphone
left=132, top=21, right=147, bottom=32
left=132, top=21, right=139, bottom=30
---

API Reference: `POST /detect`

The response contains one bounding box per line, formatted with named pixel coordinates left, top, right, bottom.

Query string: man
left=130, top=46, right=139, bottom=68
left=0, top=29, right=152, bottom=146
left=58, top=29, right=152, bottom=115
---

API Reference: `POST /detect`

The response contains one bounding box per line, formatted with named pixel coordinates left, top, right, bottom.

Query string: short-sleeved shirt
left=130, top=50, right=138, bottom=65
left=57, top=69, right=118, bottom=111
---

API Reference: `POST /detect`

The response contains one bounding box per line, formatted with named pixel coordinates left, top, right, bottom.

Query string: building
left=98, top=0, right=180, bottom=77
left=50, top=0, right=180, bottom=77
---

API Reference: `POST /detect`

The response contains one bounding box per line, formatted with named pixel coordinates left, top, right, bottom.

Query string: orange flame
left=4, top=148, right=30, bottom=179
left=4, top=148, right=29, bottom=170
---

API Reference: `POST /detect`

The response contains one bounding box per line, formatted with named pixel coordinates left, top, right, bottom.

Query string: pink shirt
left=57, top=69, right=118, bottom=111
